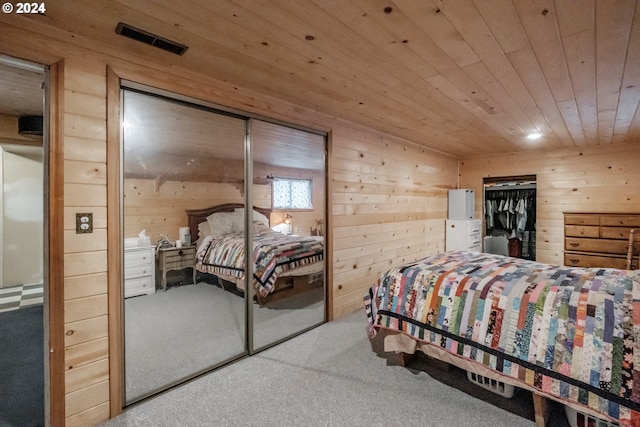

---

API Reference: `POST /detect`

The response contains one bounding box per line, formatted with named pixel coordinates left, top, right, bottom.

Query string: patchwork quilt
left=196, top=230, right=323, bottom=296
left=364, top=251, right=640, bottom=426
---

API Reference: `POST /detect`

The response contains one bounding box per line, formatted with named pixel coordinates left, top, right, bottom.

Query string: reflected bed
left=186, top=204, right=324, bottom=304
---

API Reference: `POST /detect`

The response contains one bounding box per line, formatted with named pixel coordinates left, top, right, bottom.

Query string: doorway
left=0, top=55, right=46, bottom=427
left=483, top=175, right=537, bottom=260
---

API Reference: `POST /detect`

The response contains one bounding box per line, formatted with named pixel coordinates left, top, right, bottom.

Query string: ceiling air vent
left=116, top=22, right=188, bottom=56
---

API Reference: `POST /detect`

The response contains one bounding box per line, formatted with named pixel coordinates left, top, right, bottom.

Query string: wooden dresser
left=564, top=212, right=640, bottom=269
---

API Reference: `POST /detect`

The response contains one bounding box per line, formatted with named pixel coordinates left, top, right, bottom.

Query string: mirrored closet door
left=121, top=87, right=327, bottom=404
left=122, top=89, right=248, bottom=403
left=250, top=120, right=326, bottom=350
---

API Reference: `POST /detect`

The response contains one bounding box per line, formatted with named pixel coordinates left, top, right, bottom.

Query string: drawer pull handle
left=569, top=258, right=580, bottom=264
left=570, top=242, right=580, bottom=247
left=178, top=250, right=184, bottom=256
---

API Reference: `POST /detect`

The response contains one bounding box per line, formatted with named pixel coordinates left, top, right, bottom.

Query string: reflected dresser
left=124, top=246, right=156, bottom=297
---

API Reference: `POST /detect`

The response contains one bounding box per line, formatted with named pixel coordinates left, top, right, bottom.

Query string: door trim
left=47, top=59, right=66, bottom=427
left=106, top=66, right=124, bottom=417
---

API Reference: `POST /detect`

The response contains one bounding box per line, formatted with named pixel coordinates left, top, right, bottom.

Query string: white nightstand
left=157, top=245, right=197, bottom=291
left=124, top=246, right=156, bottom=298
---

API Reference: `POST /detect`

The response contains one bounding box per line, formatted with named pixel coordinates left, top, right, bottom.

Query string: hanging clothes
left=484, top=187, right=536, bottom=260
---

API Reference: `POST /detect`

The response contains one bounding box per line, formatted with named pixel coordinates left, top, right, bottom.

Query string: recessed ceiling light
left=527, top=132, right=542, bottom=140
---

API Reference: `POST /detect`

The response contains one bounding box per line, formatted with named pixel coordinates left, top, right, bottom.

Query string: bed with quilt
left=187, top=204, right=324, bottom=304
left=364, top=250, right=640, bottom=426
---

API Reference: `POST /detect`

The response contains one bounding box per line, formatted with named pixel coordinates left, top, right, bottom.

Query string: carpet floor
left=103, top=309, right=572, bottom=427
left=124, top=282, right=324, bottom=402
left=0, top=304, right=44, bottom=427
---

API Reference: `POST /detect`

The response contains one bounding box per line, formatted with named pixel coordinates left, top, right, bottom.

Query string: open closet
left=483, top=176, right=537, bottom=260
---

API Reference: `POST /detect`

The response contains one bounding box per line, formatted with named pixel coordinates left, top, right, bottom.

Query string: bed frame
left=185, top=203, right=323, bottom=305
left=389, top=332, right=553, bottom=426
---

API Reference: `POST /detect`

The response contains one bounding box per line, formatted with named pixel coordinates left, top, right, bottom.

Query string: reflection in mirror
left=122, top=89, right=247, bottom=403
left=0, top=59, right=46, bottom=426
left=250, top=120, right=326, bottom=350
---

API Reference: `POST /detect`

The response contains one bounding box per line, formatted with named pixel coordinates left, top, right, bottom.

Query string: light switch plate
left=76, top=213, right=93, bottom=234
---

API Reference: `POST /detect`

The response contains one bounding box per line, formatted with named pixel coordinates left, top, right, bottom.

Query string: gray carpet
left=0, top=305, right=44, bottom=427
left=104, top=309, right=572, bottom=427
left=125, top=282, right=324, bottom=402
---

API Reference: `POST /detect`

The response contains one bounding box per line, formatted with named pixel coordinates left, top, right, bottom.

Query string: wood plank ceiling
left=4, top=0, right=640, bottom=158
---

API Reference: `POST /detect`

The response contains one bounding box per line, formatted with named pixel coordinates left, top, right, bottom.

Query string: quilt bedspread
left=364, top=251, right=640, bottom=426
left=196, top=230, right=323, bottom=296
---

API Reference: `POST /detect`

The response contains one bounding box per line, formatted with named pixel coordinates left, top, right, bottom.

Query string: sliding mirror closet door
left=250, top=120, right=326, bottom=350
left=122, top=89, right=247, bottom=403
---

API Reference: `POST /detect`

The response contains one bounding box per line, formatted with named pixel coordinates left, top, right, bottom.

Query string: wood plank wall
left=0, top=21, right=457, bottom=427
left=459, top=144, right=640, bottom=265
left=331, top=126, right=458, bottom=317
left=62, top=57, right=111, bottom=427
left=123, top=180, right=246, bottom=243
left=123, top=172, right=324, bottom=243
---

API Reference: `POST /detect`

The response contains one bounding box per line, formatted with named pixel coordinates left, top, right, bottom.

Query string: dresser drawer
left=565, top=237, right=628, bottom=255
left=164, top=259, right=194, bottom=270
left=124, top=262, right=154, bottom=278
left=600, top=226, right=636, bottom=240
left=600, top=215, right=640, bottom=227
left=125, top=248, right=154, bottom=264
left=124, top=275, right=155, bottom=298
left=468, top=221, right=482, bottom=235
left=564, top=225, right=599, bottom=238
left=162, top=247, right=195, bottom=257
left=564, top=253, right=627, bottom=269
left=564, top=215, right=600, bottom=226
left=469, top=233, right=481, bottom=246
left=163, top=248, right=195, bottom=262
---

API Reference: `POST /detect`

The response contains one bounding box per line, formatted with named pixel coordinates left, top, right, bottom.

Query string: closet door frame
left=482, top=174, right=537, bottom=260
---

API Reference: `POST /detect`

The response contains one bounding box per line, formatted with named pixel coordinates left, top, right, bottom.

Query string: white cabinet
left=448, top=189, right=475, bottom=220
left=124, top=246, right=156, bottom=298
left=446, top=219, right=482, bottom=252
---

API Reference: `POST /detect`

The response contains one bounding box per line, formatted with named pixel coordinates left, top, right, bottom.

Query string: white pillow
left=253, top=210, right=270, bottom=227
left=197, top=221, right=211, bottom=238
left=196, top=221, right=212, bottom=247
left=253, top=221, right=270, bottom=233
left=234, top=208, right=269, bottom=227
left=231, top=210, right=244, bottom=233
left=206, top=212, right=236, bottom=236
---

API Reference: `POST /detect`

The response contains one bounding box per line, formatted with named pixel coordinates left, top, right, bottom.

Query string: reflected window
left=273, top=177, right=312, bottom=210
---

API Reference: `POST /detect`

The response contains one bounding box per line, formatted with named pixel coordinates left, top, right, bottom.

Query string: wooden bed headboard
left=185, top=203, right=272, bottom=241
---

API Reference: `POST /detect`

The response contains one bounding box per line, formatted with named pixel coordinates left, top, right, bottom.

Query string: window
left=272, top=178, right=313, bottom=210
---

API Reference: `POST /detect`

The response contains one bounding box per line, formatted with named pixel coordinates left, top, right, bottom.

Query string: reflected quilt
left=364, top=251, right=640, bottom=426
left=196, top=230, right=323, bottom=296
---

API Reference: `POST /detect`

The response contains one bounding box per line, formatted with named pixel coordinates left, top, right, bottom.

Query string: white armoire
left=446, top=189, right=481, bottom=252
